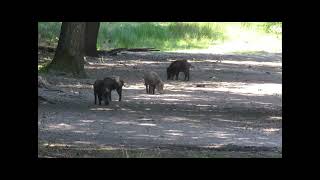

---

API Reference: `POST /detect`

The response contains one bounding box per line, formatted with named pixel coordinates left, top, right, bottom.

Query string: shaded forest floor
left=38, top=49, right=282, bottom=158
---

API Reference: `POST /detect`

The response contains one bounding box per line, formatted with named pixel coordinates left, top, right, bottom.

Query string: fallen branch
left=38, top=96, right=55, bottom=104
left=38, top=46, right=55, bottom=52
left=99, top=47, right=160, bottom=56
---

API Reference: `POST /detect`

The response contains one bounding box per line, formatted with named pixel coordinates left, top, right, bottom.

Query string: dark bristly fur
left=167, top=60, right=191, bottom=81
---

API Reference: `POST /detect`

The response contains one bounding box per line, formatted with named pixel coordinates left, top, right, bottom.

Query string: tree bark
left=84, top=22, right=100, bottom=57
left=48, top=22, right=87, bottom=77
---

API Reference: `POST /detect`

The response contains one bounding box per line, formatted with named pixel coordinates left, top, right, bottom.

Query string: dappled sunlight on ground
left=47, top=123, right=75, bottom=130
left=268, top=116, right=282, bottom=121
left=39, top=48, right=282, bottom=155
left=217, top=60, right=281, bottom=67
left=262, top=128, right=281, bottom=134
left=90, top=107, right=114, bottom=111
left=212, top=82, right=282, bottom=96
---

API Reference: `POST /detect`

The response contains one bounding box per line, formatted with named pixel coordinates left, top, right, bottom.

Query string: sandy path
left=38, top=51, right=282, bottom=153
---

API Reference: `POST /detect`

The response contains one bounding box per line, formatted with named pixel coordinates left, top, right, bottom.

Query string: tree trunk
left=48, top=22, right=87, bottom=77
left=84, top=22, right=100, bottom=57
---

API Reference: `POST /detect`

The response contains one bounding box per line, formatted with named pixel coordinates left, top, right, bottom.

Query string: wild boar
left=167, top=60, right=191, bottom=81
left=93, top=79, right=111, bottom=105
left=143, top=71, right=164, bottom=94
left=103, top=76, right=124, bottom=101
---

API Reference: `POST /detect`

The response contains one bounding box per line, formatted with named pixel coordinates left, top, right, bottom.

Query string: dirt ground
left=38, top=50, right=282, bottom=158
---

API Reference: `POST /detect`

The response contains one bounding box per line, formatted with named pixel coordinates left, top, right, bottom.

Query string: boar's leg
left=175, top=72, right=179, bottom=80
left=98, top=95, right=102, bottom=105
left=104, top=98, right=109, bottom=105
left=94, top=92, right=97, bottom=105
left=152, top=85, right=156, bottom=94
left=109, top=91, right=112, bottom=101
left=117, top=88, right=122, bottom=101
left=184, top=71, right=190, bottom=81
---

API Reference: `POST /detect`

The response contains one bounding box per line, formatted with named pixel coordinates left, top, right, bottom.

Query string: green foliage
left=38, top=62, right=50, bottom=74
left=38, top=22, right=281, bottom=51
left=241, top=22, right=282, bottom=36
left=39, top=22, right=226, bottom=51
left=38, top=22, right=61, bottom=46
left=97, top=22, right=226, bottom=50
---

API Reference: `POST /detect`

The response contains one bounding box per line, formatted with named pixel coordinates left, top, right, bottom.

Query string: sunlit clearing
left=254, top=102, right=273, bottom=105
left=204, top=131, right=236, bottom=138
left=90, top=107, right=114, bottom=111
left=166, top=132, right=184, bottom=136
left=165, top=129, right=184, bottom=133
left=125, top=131, right=136, bottom=133
left=120, top=108, right=130, bottom=111
left=173, top=23, right=281, bottom=54
left=203, top=59, right=281, bottom=67
left=263, top=128, right=281, bottom=133
left=130, top=60, right=162, bottom=64
left=133, top=97, right=152, bottom=100
left=124, top=84, right=145, bottom=90
left=196, top=104, right=211, bottom=107
left=43, top=143, right=68, bottom=147
left=98, top=146, right=119, bottom=151
left=201, top=144, right=224, bottom=148
left=138, top=123, right=157, bottom=127
left=201, top=82, right=282, bottom=96
left=85, top=65, right=110, bottom=69
left=268, top=116, right=282, bottom=120
left=256, top=137, right=268, bottom=140
left=58, top=84, right=92, bottom=89
left=80, top=120, right=95, bottom=123
left=214, top=118, right=238, bottom=123
left=115, top=121, right=137, bottom=125
left=162, top=116, right=196, bottom=122
left=162, top=98, right=184, bottom=101
left=74, top=141, right=93, bottom=145
left=159, top=94, right=189, bottom=97
left=233, top=126, right=253, bottom=130
left=136, top=134, right=159, bottom=138
left=48, top=123, right=74, bottom=130
left=236, top=137, right=250, bottom=140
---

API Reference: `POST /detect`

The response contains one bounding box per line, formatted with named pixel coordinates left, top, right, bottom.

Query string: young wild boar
left=103, top=76, right=124, bottom=102
left=167, top=60, right=191, bottom=81
left=93, top=79, right=111, bottom=105
left=143, top=71, right=164, bottom=94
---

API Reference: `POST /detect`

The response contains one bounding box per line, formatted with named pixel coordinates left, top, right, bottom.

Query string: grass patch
left=38, top=22, right=61, bottom=47
left=38, top=61, right=50, bottom=74
left=38, top=22, right=226, bottom=51
left=97, top=22, right=226, bottom=51
left=229, top=50, right=279, bottom=56
left=240, top=22, right=282, bottom=38
left=38, top=22, right=282, bottom=52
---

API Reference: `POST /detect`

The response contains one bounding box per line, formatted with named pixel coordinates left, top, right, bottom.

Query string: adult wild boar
left=143, top=71, right=164, bottom=94
left=103, top=76, right=124, bottom=102
left=167, top=60, right=191, bottom=81
left=93, top=79, right=111, bottom=105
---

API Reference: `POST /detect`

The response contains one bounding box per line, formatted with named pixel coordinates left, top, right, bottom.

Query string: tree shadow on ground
left=38, top=50, right=282, bottom=157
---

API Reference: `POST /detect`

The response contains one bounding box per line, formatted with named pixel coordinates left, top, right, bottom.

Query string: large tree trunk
left=48, top=22, right=87, bottom=77
left=84, top=22, right=100, bottom=57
